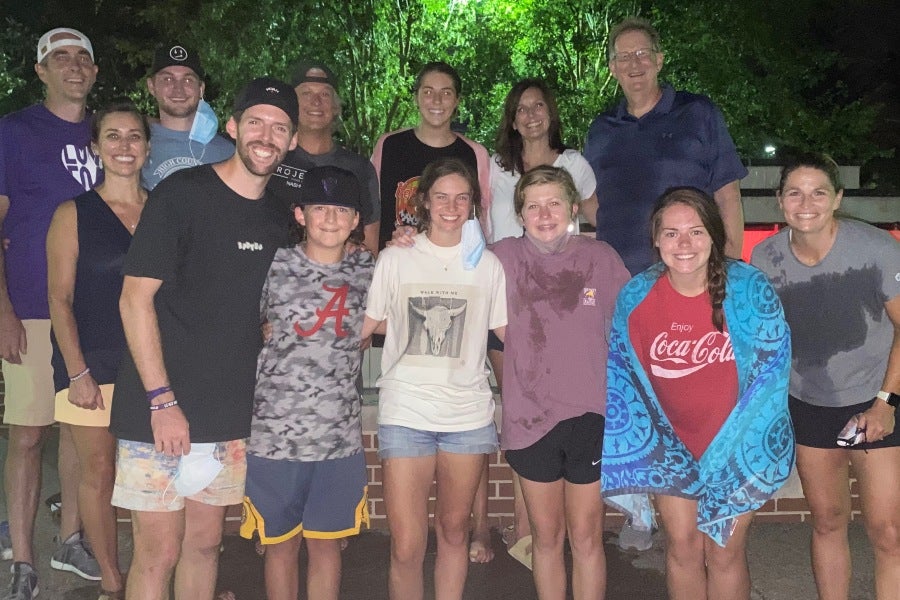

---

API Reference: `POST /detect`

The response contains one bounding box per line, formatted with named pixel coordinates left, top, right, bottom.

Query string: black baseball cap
left=289, top=59, right=338, bottom=89
left=299, top=166, right=362, bottom=213
left=232, top=77, right=299, bottom=128
left=151, top=44, right=205, bottom=79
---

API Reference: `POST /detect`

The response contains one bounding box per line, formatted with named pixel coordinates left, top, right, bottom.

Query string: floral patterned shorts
left=111, top=439, right=246, bottom=511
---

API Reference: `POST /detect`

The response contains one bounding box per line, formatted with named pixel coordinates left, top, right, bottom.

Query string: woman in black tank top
left=47, top=101, right=150, bottom=598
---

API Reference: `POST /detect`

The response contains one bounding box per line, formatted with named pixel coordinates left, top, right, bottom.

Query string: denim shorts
left=377, top=423, right=498, bottom=459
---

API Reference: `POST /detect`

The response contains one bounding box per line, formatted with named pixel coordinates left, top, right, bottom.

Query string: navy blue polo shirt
left=584, top=85, right=747, bottom=275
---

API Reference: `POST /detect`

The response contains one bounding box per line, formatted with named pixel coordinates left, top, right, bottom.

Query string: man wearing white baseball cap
left=35, top=27, right=94, bottom=64
left=0, top=27, right=102, bottom=600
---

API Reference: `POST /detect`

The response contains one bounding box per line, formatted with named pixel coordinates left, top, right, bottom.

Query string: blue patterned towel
left=601, top=261, right=793, bottom=546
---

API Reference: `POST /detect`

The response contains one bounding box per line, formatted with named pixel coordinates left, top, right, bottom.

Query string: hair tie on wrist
left=69, top=367, right=91, bottom=382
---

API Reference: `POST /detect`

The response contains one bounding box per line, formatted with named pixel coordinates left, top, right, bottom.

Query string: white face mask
left=163, top=443, right=223, bottom=502
left=461, top=217, right=485, bottom=270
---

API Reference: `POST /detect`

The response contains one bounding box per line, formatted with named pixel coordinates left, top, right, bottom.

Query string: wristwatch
left=876, top=390, right=900, bottom=408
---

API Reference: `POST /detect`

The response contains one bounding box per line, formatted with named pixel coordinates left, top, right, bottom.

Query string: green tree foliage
left=501, top=0, right=630, bottom=146
left=648, top=0, right=882, bottom=162
left=1, top=0, right=887, bottom=165
left=0, top=19, right=36, bottom=116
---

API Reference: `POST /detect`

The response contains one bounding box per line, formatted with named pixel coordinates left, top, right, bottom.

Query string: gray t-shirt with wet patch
left=751, top=219, right=900, bottom=407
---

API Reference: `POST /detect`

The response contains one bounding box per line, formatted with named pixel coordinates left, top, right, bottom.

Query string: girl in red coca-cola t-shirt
left=626, top=187, right=750, bottom=599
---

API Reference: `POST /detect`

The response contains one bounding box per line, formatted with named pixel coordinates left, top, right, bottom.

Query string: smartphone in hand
left=836, top=414, right=866, bottom=447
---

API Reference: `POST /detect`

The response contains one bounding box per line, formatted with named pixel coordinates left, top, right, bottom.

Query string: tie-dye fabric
left=601, top=260, right=793, bottom=546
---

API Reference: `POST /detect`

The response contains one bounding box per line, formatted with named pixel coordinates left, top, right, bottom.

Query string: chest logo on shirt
left=395, top=176, right=420, bottom=227
left=237, top=242, right=264, bottom=251
left=649, top=331, right=734, bottom=378
left=61, top=144, right=100, bottom=191
left=153, top=157, right=202, bottom=181
left=294, top=284, right=351, bottom=338
left=273, top=163, right=307, bottom=188
left=583, top=288, right=596, bottom=306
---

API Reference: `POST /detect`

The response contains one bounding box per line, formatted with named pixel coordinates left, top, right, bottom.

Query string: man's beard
left=237, top=141, right=286, bottom=177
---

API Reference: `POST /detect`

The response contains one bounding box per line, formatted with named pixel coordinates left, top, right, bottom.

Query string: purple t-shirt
left=492, top=235, right=630, bottom=450
left=0, top=104, right=101, bottom=318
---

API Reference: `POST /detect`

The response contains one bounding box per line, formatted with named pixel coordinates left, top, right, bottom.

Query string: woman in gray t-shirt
left=751, top=152, right=900, bottom=599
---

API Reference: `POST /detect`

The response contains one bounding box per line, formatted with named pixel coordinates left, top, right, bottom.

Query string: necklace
left=436, top=250, right=460, bottom=271
left=425, top=233, right=461, bottom=270
left=113, top=209, right=140, bottom=232
left=95, top=184, right=144, bottom=233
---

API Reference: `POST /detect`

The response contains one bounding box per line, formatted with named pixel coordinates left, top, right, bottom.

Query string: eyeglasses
left=611, top=48, right=656, bottom=64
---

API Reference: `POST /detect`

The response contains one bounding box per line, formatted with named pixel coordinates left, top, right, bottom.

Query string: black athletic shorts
left=504, top=412, right=604, bottom=484
left=790, top=395, right=900, bottom=449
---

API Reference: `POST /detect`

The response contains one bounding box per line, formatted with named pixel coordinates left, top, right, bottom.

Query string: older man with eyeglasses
left=582, top=16, right=748, bottom=558
left=583, top=17, right=747, bottom=277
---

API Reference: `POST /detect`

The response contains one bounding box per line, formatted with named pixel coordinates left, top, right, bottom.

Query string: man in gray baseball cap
left=268, top=59, right=381, bottom=254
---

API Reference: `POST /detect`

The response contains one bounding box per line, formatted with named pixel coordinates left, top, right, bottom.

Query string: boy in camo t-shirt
left=240, top=166, right=374, bottom=600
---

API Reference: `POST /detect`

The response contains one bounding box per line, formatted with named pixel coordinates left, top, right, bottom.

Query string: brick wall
left=351, top=406, right=855, bottom=530
left=1, top=386, right=861, bottom=531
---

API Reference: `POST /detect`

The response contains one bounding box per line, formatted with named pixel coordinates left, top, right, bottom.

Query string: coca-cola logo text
left=648, top=329, right=734, bottom=378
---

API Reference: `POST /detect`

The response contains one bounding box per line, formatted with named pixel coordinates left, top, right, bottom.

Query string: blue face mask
left=461, top=217, right=485, bottom=270
left=189, top=99, right=219, bottom=145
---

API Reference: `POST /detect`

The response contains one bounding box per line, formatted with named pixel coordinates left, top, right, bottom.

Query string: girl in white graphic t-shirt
left=362, top=158, right=507, bottom=600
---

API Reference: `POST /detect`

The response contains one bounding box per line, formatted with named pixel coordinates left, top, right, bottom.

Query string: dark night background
left=2, top=0, right=899, bottom=189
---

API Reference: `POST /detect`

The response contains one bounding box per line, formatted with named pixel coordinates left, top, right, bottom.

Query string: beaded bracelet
left=146, top=385, right=172, bottom=403
left=68, top=367, right=91, bottom=382
left=148, top=399, right=178, bottom=412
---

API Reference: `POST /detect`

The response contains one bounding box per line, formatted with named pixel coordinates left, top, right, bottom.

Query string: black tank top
left=51, top=189, right=133, bottom=391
